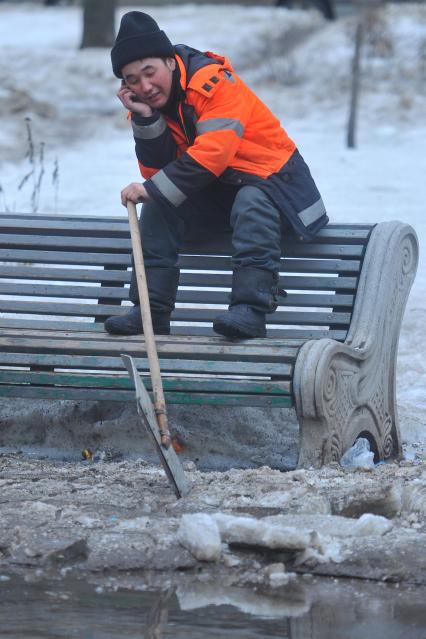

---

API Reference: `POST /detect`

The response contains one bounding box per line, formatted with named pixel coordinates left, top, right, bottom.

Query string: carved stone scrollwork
left=293, top=222, right=419, bottom=469
left=329, top=429, right=343, bottom=463
left=323, top=365, right=357, bottom=460
left=382, top=414, right=394, bottom=459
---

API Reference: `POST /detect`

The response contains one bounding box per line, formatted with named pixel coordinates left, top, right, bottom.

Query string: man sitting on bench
left=104, top=11, right=328, bottom=339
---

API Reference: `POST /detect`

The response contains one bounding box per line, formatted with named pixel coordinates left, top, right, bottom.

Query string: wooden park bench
left=0, top=213, right=418, bottom=468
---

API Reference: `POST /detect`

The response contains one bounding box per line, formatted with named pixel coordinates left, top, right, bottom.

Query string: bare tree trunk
left=80, top=0, right=116, bottom=49
left=310, top=0, right=336, bottom=20
left=347, top=19, right=364, bottom=149
left=275, top=0, right=335, bottom=20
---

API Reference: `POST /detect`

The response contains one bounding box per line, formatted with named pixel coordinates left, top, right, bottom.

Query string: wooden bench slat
left=179, top=273, right=358, bottom=289
left=0, top=231, right=368, bottom=258
left=0, top=216, right=373, bottom=234
left=0, top=370, right=291, bottom=395
left=0, top=213, right=127, bottom=223
left=179, top=254, right=362, bottom=270
left=0, top=318, right=104, bottom=331
left=0, top=273, right=358, bottom=292
left=176, top=292, right=354, bottom=307
left=0, top=233, right=132, bottom=252
left=0, top=335, right=297, bottom=364
left=0, top=218, right=133, bottom=236
left=0, top=283, right=354, bottom=308
left=0, top=317, right=347, bottom=340
left=2, top=214, right=373, bottom=229
left=0, top=222, right=373, bottom=246
left=171, top=327, right=348, bottom=339
left=0, top=245, right=365, bottom=266
left=0, top=265, right=131, bottom=283
left=167, top=309, right=352, bottom=326
left=0, top=282, right=128, bottom=299
left=0, top=259, right=361, bottom=282
left=0, top=249, right=132, bottom=266
left=0, top=300, right=352, bottom=325
left=0, top=330, right=299, bottom=363
left=303, top=228, right=371, bottom=244
left=0, top=327, right=301, bottom=347
left=162, top=241, right=367, bottom=259
left=0, top=276, right=354, bottom=306
left=0, top=353, right=294, bottom=377
left=0, top=384, right=294, bottom=406
left=284, top=244, right=365, bottom=259
left=281, top=259, right=361, bottom=273
left=5, top=212, right=124, bottom=219
left=181, top=230, right=371, bottom=253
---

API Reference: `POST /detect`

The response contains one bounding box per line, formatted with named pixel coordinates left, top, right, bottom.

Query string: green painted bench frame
left=0, top=213, right=418, bottom=467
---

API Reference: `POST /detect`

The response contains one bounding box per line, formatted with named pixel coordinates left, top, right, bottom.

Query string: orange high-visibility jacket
left=131, top=45, right=327, bottom=240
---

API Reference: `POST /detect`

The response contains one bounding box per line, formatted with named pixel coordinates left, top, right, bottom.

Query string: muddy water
left=0, top=573, right=425, bottom=639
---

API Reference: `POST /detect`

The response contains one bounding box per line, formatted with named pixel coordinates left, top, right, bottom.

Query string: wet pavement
left=0, top=571, right=425, bottom=638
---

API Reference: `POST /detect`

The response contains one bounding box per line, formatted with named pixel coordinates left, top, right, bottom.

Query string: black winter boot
left=213, top=268, right=284, bottom=339
left=104, top=305, right=171, bottom=335
left=104, top=267, right=179, bottom=336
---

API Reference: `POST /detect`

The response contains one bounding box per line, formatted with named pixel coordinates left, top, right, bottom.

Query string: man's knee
left=231, top=186, right=280, bottom=226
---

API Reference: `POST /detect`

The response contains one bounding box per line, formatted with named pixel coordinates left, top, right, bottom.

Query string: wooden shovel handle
left=126, top=201, right=171, bottom=448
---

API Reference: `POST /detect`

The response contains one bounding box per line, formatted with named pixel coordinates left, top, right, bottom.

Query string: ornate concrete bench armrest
left=293, top=221, right=419, bottom=468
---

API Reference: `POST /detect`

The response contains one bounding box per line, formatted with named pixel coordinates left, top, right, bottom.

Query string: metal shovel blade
left=121, top=354, right=189, bottom=499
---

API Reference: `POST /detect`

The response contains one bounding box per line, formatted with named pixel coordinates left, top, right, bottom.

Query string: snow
left=352, top=513, right=393, bottom=536
left=0, top=2, right=425, bottom=451
left=212, top=511, right=392, bottom=548
left=177, top=510, right=392, bottom=566
left=267, top=566, right=293, bottom=588
left=0, top=453, right=424, bottom=582
left=213, top=512, right=318, bottom=549
left=177, top=513, right=222, bottom=561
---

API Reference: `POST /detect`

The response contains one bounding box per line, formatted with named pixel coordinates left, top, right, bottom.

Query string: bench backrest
left=0, top=213, right=374, bottom=340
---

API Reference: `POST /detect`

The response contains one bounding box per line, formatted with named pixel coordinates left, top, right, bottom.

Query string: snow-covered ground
left=0, top=2, right=425, bottom=452
left=0, top=453, right=424, bottom=584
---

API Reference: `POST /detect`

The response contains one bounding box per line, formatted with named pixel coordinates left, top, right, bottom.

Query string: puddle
left=0, top=572, right=425, bottom=638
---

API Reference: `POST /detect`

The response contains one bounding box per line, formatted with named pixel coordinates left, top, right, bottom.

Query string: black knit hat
left=111, top=12, right=174, bottom=78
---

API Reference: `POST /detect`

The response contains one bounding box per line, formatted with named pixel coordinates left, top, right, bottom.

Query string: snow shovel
left=122, top=354, right=189, bottom=499
left=121, top=201, right=189, bottom=498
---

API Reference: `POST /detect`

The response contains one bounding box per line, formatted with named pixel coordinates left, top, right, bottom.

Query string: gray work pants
left=129, top=183, right=284, bottom=303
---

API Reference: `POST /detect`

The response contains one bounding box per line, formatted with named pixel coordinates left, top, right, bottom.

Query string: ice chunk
left=403, top=479, right=426, bottom=516
left=353, top=513, right=393, bottom=536
left=269, top=571, right=292, bottom=587
left=213, top=513, right=316, bottom=550
left=264, top=563, right=295, bottom=587
left=177, top=513, right=221, bottom=562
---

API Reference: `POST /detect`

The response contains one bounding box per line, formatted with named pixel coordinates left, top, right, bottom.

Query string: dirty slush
left=0, top=453, right=424, bottom=581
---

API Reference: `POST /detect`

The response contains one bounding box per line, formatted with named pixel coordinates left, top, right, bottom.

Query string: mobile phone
left=121, top=80, right=140, bottom=103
